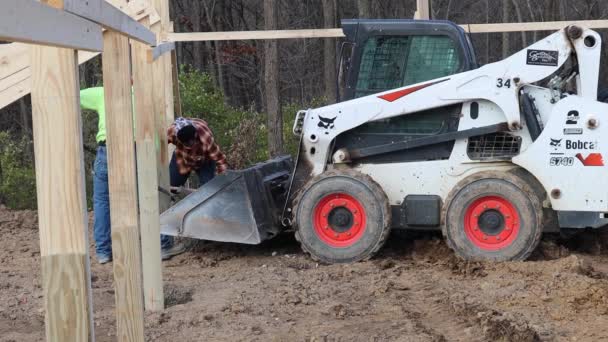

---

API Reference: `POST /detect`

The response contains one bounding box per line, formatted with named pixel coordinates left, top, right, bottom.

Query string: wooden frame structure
left=1, top=0, right=175, bottom=340
left=2, top=0, right=608, bottom=341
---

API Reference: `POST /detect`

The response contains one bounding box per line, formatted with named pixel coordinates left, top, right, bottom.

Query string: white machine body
left=295, top=27, right=607, bottom=216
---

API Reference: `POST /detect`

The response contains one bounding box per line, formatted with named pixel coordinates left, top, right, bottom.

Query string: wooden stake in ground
left=131, top=16, right=165, bottom=312
left=30, top=45, right=93, bottom=342
left=102, top=30, right=145, bottom=341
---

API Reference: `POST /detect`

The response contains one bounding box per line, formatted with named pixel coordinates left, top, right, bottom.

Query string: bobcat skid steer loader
left=161, top=22, right=608, bottom=263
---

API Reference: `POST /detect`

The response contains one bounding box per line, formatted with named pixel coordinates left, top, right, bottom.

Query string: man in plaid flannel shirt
left=161, top=117, right=228, bottom=259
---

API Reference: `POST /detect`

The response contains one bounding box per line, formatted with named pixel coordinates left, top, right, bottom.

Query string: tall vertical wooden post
left=30, top=45, right=94, bottom=342
left=131, top=17, right=165, bottom=311
left=152, top=0, right=174, bottom=208
left=415, top=0, right=431, bottom=19
left=102, top=31, right=145, bottom=341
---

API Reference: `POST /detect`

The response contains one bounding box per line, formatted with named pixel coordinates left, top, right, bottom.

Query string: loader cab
left=338, top=19, right=478, bottom=102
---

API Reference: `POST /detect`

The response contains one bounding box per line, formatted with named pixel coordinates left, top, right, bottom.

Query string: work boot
left=97, top=255, right=112, bottom=264
left=161, top=242, right=187, bottom=260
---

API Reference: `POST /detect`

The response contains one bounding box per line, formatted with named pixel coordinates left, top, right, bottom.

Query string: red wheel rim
left=313, top=193, right=367, bottom=248
left=463, top=196, right=520, bottom=251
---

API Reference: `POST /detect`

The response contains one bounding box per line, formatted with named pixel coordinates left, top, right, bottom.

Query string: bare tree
left=358, top=0, right=371, bottom=18
left=502, top=0, right=510, bottom=58
left=264, top=0, right=283, bottom=157
left=322, top=0, right=337, bottom=103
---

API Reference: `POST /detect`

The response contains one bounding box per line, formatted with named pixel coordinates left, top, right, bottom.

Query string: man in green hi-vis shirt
left=80, top=86, right=185, bottom=264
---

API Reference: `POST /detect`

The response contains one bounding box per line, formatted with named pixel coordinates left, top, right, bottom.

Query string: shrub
left=0, top=132, right=37, bottom=209
left=179, top=66, right=327, bottom=170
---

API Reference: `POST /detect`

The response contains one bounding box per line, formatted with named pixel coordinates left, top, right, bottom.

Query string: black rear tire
left=443, top=172, right=543, bottom=261
left=294, top=169, right=391, bottom=264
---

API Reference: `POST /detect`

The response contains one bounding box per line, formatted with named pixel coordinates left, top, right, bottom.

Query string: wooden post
left=171, top=49, right=183, bottom=117
left=415, top=0, right=430, bottom=20
left=151, top=0, right=174, bottom=210
left=131, top=17, right=165, bottom=312
left=102, top=31, right=145, bottom=341
left=30, top=45, right=93, bottom=342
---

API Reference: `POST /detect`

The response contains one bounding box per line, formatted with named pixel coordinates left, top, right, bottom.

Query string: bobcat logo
left=550, top=138, right=562, bottom=148
left=318, top=115, right=337, bottom=135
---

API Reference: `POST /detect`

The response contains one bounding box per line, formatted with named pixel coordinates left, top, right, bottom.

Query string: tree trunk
left=322, top=0, right=337, bottom=103
left=358, top=0, right=371, bottom=18
left=485, top=0, right=489, bottom=64
left=264, top=0, right=283, bottom=157
left=511, top=0, right=527, bottom=47
left=191, top=0, right=203, bottom=69
left=502, top=0, right=510, bottom=58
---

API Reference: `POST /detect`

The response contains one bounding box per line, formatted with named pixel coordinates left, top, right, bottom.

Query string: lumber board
left=461, top=19, right=608, bottom=33
left=167, top=29, right=346, bottom=42
left=166, top=19, right=608, bottom=43
left=0, top=0, right=103, bottom=51
left=0, top=0, right=160, bottom=109
left=415, top=0, right=431, bottom=20
left=0, top=74, right=29, bottom=109
left=150, top=21, right=173, bottom=210
left=171, top=49, right=183, bottom=117
left=0, top=43, right=29, bottom=81
left=63, top=0, right=156, bottom=45
left=0, top=68, right=30, bottom=94
left=30, top=45, right=93, bottom=341
left=151, top=0, right=175, bottom=210
left=131, top=16, right=165, bottom=312
left=147, top=42, right=175, bottom=62
left=102, top=31, right=145, bottom=342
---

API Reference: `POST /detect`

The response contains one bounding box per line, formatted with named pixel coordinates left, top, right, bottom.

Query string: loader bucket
left=160, top=156, right=293, bottom=245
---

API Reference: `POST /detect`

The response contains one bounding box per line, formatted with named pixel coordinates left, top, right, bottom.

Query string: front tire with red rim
left=444, top=175, right=543, bottom=261
left=294, top=170, right=391, bottom=264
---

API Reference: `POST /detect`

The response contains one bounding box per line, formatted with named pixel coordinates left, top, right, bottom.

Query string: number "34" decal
left=496, top=78, right=512, bottom=88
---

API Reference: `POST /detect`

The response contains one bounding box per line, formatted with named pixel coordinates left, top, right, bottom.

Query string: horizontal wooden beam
left=167, top=19, right=608, bottom=43
left=0, top=0, right=103, bottom=51
left=461, top=20, right=608, bottom=33
left=147, top=42, right=175, bottom=62
left=0, top=0, right=159, bottom=109
left=167, top=28, right=346, bottom=42
left=63, top=0, right=156, bottom=45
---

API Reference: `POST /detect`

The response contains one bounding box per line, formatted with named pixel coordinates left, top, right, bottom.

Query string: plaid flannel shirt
left=167, top=118, right=228, bottom=175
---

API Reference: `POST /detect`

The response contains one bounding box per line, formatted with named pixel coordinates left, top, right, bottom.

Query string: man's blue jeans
left=161, top=153, right=216, bottom=249
left=93, top=146, right=112, bottom=259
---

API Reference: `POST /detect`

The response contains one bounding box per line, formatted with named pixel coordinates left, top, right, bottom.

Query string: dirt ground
left=2, top=206, right=608, bottom=341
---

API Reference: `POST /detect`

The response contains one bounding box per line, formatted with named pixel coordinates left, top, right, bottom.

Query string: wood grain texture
left=150, top=19, right=173, bottom=211
left=102, top=31, right=145, bottom=342
left=415, top=0, right=430, bottom=20
left=0, top=43, right=29, bottom=80
left=153, top=0, right=177, bottom=167
left=0, top=0, right=103, bottom=51
left=131, top=16, right=165, bottom=312
left=167, top=29, right=346, bottom=42
left=62, top=0, right=156, bottom=45
left=41, top=254, right=90, bottom=342
left=0, top=0, right=159, bottom=110
left=461, top=20, right=608, bottom=33
left=30, top=45, right=93, bottom=341
left=171, top=49, right=183, bottom=117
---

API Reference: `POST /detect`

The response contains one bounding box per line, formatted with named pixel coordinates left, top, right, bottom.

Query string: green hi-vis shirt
left=80, top=87, right=106, bottom=143
left=80, top=87, right=135, bottom=143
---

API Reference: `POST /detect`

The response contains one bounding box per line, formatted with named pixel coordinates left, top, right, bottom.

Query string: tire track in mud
left=393, top=260, right=543, bottom=342
left=396, top=271, right=486, bottom=342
